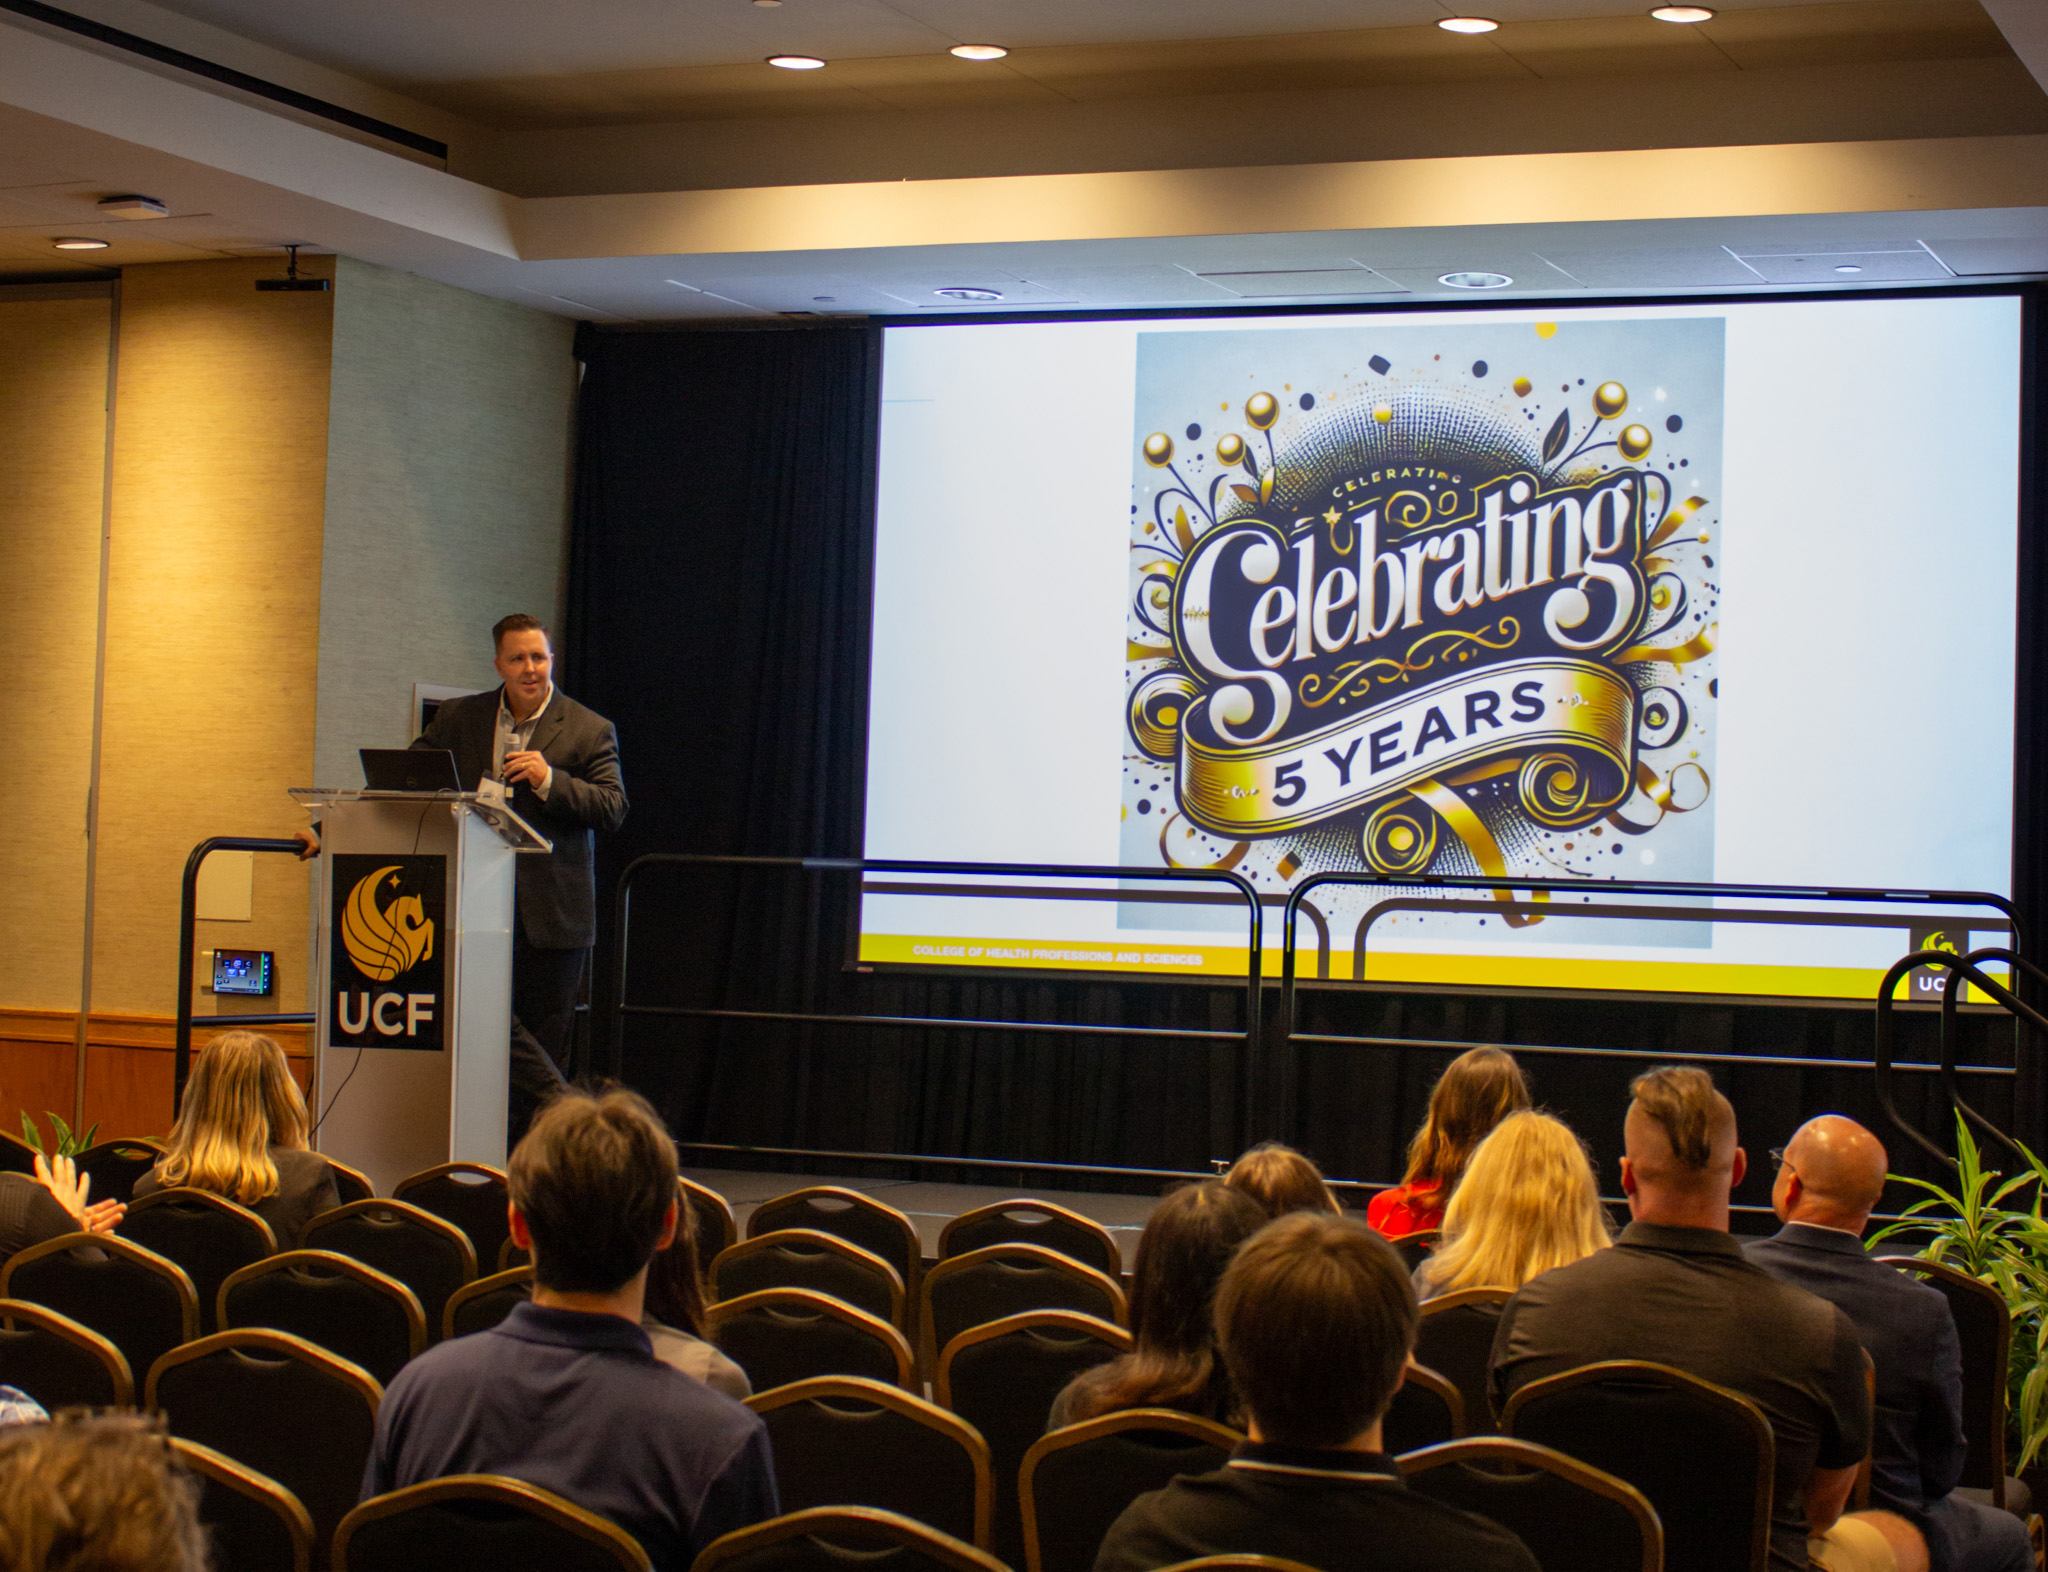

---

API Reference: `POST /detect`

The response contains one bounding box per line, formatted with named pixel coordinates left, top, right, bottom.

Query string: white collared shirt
left=494, top=683, right=555, bottom=798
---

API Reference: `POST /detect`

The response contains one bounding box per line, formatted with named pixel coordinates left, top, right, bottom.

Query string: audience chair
left=712, top=1230, right=908, bottom=1330
left=337, top=1474, right=652, bottom=1572
left=1390, top=1230, right=1440, bottom=1273
left=1400, top=1436, right=1663, bottom=1572
left=0, top=1297, right=133, bottom=1409
left=1020, top=1408, right=1240, bottom=1572
left=147, top=1327, right=381, bottom=1565
left=1878, top=1255, right=2030, bottom=1513
left=393, top=1163, right=511, bottom=1283
left=692, top=1506, right=1007, bottom=1572
left=935, top=1310, right=1132, bottom=1569
left=748, top=1376, right=992, bottom=1546
left=1152, top=1560, right=1326, bottom=1572
left=683, top=1176, right=740, bottom=1257
left=938, top=1200, right=1122, bottom=1280
left=499, top=1236, right=530, bottom=1272
left=1414, top=1288, right=1512, bottom=1433
left=218, top=1250, right=426, bottom=1386
left=747, top=1188, right=922, bottom=1304
left=921, top=1245, right=1126, bottom=1373
left=74, top=1137, right=165, bottom=1204
left=1502, top=1358, right=1772, bottom=1572
left=120, top=1187, right=277, bottom=1332
left=302, top=1198, right=476, bottom=1342
left=1, top=1231, right=198, bottom=1385
left=445, top=1265, right=534, bottom=1340
left=326, top=1158, right=375, bottom=1205
left=707, top=1288, right=916, bottom=1393
left=1381, top=1361, right=1465, bottom=1455
left=0, top=1130, right=37, bottom=1176
left=172, top=1436, right=316, bottom=1572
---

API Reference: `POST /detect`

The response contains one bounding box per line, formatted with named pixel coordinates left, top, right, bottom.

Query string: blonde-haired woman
left=133, top=1031, right=338, bottom=1246
left=1415, top=1110, right=1612, bottom=1300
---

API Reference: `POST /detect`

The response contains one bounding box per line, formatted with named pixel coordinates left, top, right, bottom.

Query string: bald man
left=1490, top=1068, right=1912, bottom=1572
left=1748, top=1117, right=2032, bottom=1572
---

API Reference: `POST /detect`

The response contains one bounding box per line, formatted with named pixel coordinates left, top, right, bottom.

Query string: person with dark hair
left=1095, top=1213, right=1537, bottom=1572
left=1369, top=1046, right=1531, bottom=1239
left=1491, top=1068, right=1921, bottom=1572
left=363, top=1089, right=778, bottom=1569
left=644, top=1188, right=751, bottom=1400
left=1222, top=1144, right=1341, bottom=1221
left=1050, top=1180, right=1265, bottom=1429
left=0, top=1412, right=207, bottom=1572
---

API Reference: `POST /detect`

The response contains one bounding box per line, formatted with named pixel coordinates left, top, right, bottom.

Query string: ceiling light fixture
left=97, top=194, right=168, bottom=219
left=935, top=287, right=1003, bottom=302
left=1436, top=16, right=1499, bottom=32
left=766, top=53, right=825, bottom=68
left=1439, top=271, right=1513, bottom=289
left=751, top=0, right=781, bottom=7
left=52, top=236, right=109, bottom=250
left=1834, top=264, right=1865, bottom=274
left=950, top=43, right=1008, bottom=59
left=1649, top=5, right=1714, bottom=19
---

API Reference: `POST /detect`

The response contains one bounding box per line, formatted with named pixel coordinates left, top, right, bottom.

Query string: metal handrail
left=1939, top=947, right=2046, bottom=1161
left=175, top=837, right=317, bottom=1113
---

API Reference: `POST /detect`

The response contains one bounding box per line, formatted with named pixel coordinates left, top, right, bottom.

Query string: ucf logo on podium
left=329, top=855, right=446, bottom=1050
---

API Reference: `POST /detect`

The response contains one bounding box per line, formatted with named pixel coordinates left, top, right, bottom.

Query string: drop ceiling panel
left=1733, top=248, right=1952, bottom=281
left=1920, top=237, right=2048, bottom=274
left=1536, top=247, right=1764, bottom=286
left=1012, top=266, right=1240, bottom=304
left=1198, top=266, right=1405, bottom=297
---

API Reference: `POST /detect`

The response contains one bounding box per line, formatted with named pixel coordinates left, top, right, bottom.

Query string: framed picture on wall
left=412, top=682, right=483, bottom=739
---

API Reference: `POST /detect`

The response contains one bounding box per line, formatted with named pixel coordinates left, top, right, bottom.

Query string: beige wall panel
left=314, top=256, right=575, bottom=787
left=0, top=290, right=109, bottom=1012
left=93, top=257, right=336, bottom=1018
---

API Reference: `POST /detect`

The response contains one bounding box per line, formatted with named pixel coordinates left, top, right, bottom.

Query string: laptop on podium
left=359, top=748, right=463, bottom=793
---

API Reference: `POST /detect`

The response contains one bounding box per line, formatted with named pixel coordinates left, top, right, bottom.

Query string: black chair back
left=445, top=1267, right=534, bottom=1340
left=1400, top=1437, right=1663, bottom=1572
left=302, top=1199, right=476, bottom=1342
left=692, top=1506, right=1006, bottom=1572
left=1502, top=1358, right=1773, bottom=1572
left=148, top=1328, right=381, bottom=1566
left=683, top=1177, right=739, bottom=1257
left=1381, top=1362, right=1464, bottom=1455
left=1879, top=1256, right=2012, bottom=1505
left=938, top=1202, right=1122, bottom=1279
left=707, top=1289, right=915, bottom=1393
left=1, top=1232, right=198, bottom=1384
left=935, top=1311, right=1131, bottom=1569
left=747, top=1188, right=921, bottom=1296
left=393, top=1164, right=511, bottom=1283
left=219, top=1250, right=425, bottom=1385
left=1414, top=1289, right=1511, bottom=1432
left=713, top=1231, right=907, bottom=1329
left=74, top=1138, right=164, bottom=1204
left=922, top=1246, right=1125, bottom=1371
left=337, top=1474, right=651, bottom=1571
left=121, top=1188, right=276, bottom=1333
left=0, top=1132, right=37, bottom=1176
left=1020, top=1409, right=1239, bottom=1572
left=0, top=1298, right=133, bottom=1409
left=173, top=1436, right=316, bottom=1572
left=327, top=1160, right=375, bottom=1205
left=749, top=1376, right=992, bottom=1546
left=1391, top=1231, right=1440, bottom=1272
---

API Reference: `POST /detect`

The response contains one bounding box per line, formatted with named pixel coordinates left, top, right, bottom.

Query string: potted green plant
left=18, top=1112, right=98, bottom=1160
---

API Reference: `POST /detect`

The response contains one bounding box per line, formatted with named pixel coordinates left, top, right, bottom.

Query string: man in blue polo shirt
left=363, top=1089, right=778, bottom=1567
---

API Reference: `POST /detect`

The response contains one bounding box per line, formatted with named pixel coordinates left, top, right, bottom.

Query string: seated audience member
left=1748, top=1116, right=2031, bottom=1572
left=1369, top=1047, right=1531, bottom=1239
left=0, top=1411, right=207, bottom=1572
left=0, top=1152, right=124, bottom=1259
left=643, top=1193, right=752, bottom=1400
left=1095, top=1213, right=1539, bottom=1572
left=1415, top=1110, right=1612, bottom=1302
left=135, top=1030, right=338, bottom=1247
left=1223, top=1143, right=1341, bottom=1220
left=1051, top=1180, right=1265, bottom=1429
left=1490, top=1067, right=1922, bottom=1572
left=364, top=1089, right=777, bottom=1569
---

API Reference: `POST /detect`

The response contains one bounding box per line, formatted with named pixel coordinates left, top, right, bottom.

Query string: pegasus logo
left=341, top=866, right=435, bottom=982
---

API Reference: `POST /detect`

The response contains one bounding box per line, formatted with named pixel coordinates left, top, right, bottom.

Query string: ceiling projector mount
left=255, top=243, right=329, bottom=293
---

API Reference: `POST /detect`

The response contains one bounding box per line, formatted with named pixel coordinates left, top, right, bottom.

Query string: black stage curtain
left=567, top=310, right=2043, bottom=1213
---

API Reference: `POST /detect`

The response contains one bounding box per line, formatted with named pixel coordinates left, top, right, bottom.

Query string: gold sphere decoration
left=1215, top=433, right=1246, bottom=466
left=1142, top=432, right=1174, bottom=466
left=1617, top=423, right=1653, bottom=461
left=1245, top=392, right=1279, bottom=430
left=1512, top=377, right=1532, bottom=398
left=1593, top=381, right=1628, bottom=419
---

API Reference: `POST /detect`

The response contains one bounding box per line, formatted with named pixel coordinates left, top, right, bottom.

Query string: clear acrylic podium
left=291, top=788, right=550, bottom=1193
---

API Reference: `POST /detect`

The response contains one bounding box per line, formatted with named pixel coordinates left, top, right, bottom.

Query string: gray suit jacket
left=412, top=686, right=627, bottom=948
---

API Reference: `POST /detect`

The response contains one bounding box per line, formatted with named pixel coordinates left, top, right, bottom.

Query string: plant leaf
left=17, top=1114, right=39, bottom=1156
left=1542, top=409, right=1570, bottom=464
left=1259, top=469, right=1274, bottom=504
left=1174, top=507, right=1195, bottom=555
left=1230, top=485, right=1259, bottom=505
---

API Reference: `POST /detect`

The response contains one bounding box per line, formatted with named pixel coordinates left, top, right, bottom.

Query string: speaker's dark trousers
left=508, top=931, right=586, bottom=1134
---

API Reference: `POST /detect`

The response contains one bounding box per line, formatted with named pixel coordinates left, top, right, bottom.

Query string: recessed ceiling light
left=1437, top=16, right=1499, bottom=32
left=1649, top=5, right=1714, bottom=19
left=751, top=0, right=781, bottom=7
left=766, top=53, right=825, bottom=68
left=935, top=287, right=1004, bottom=302
left=1834, top=264, right=1865, bottom=274
left=950, top=43, right=1008, bottom=60
left=1439, top=271, right=1513, bottom=289
left=52, top=236, right=109, bottom=250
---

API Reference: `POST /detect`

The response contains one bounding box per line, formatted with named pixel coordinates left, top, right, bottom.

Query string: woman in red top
left=1367, top=1046, right=1530, bottom=1239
